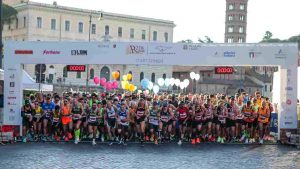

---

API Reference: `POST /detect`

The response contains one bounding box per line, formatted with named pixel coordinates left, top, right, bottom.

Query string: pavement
left=0, top=143, right=299, bottom=169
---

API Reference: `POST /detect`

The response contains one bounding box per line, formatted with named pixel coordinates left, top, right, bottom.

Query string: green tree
left=198, top=36, right=213, bottom=43
left=262, top=31, right=273, bottom=41
left=2, top=4, right=18, bottom=23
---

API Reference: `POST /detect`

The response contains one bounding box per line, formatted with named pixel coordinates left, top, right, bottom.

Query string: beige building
left=3, top=0, right=175, bottom=89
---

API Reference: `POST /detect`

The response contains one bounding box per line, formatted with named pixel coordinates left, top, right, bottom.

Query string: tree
left=198, top=36, right=214, bottom=43
left=2, top=4, right=18, bottom=23
left=262, top=31, right=273, bottom=41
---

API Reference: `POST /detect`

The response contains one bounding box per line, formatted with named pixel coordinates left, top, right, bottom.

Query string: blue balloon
left=141, top=79, right=150, bottom=89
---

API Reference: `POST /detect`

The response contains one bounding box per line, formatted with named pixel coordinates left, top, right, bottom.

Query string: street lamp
left=0, top=0, right=3, bottom=69
left=86, top=11, right=103, bottom=92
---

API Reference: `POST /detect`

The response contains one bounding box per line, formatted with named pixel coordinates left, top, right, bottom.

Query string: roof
left=13, top=1, right=175, bottom=27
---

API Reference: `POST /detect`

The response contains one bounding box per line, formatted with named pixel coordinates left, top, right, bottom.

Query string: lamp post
left=0, top=0, right=3, bottom=69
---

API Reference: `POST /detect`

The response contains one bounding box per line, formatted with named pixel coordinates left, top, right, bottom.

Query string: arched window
left=140, top=72, right=144, bottom=82
left=151, top=73, right=155, bottom=83
left=163, top=73, right=166, bottom=80
left=117, top=70, right=121, bottom=81
left=128, top=71, right=132, bottom=82
left=100, top=66, right=110, bottom=81
left=89, top=68, right=94, bottom=79
left=63, top=66, right=68, bottom=78
left=49, top=65, right=54, bottom=69
left=76, top=71, right=81, bottom=79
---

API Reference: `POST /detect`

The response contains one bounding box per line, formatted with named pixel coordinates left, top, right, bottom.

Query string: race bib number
left=89, top=116, right=97, bottom=122
left=52, top=117, right=59, bottom=123
left=236, top=115, right=243, bottom=120
left=149, top=117, right=159, bottom=125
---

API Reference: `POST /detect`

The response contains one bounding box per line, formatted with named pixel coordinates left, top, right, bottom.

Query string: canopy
left=22, top=70, right=53, bottom=91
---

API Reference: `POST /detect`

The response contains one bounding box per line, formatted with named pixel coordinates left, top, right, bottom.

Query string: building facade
left=3, top=0, right=175, bottom=89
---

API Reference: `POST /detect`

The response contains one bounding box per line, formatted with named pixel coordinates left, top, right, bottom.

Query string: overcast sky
left=31, top=0, right=300, bottom=43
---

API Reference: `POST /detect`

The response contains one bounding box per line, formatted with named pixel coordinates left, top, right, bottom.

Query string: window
left=128, top=71, right=133, bottom=82
left=228, top=15, right=233, bottom=21
left=118, top=27, right=122, bottom=37
left=90, top=69, right=94, bottom=79
left=239, top=26, right=244, bottom=33
left=65, top=20, right=70, bottom=31
left=105, top=25, right=109, bottom=35
left=100, top=66, right=110, bottom=81
left=228, top=26, right=233, bottom=33
left=92, top=24, right=96, bottom=34
left=76, top=72, right=81, bottom=79
left=163, top=73, right=166, bottom=80
left=78, top=22, right=83, bottom=33
left=23, top=17, right=26, bottom=27
left=151, top=73, right=155, bottom=83
left=239, top=15, right=244, bottom=21
left=229, top=4, right=234, bottom=10
left=51, top=19, right=56, bottom=30
left=49, top=74, right=54, bottom=83
left=265, top=85, right=267, bottom=92
left=63, top=66, right=68, bottom=78
left=142, top=30, right=146, bottom=40
left=140, top=72, right=144, bottom=82
left=227, top=38, right=234, bottom=43
left=130, top=28, right=134, bottom=39
left=153, top=31, right=157, bottom=41
left=164, top=32, right=168, bottom=42
left=240, top=4, right=245, bottom=10
left=37, top=17, right=42, bottom=28
left=16, top=18, right=18, bottom=29
left=238, top=37, right=244, bottom=43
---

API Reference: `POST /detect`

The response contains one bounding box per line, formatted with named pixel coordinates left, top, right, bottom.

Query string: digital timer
left=215, top=67, right=234, bottom=74
left=67, top=65, right=86, bottom=72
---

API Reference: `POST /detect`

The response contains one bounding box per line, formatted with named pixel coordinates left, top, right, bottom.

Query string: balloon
left=147, top=81, right=154, bottom=90
left=125, top=83, right=130, bottom=90
left=133, top=86, right=137, bottom=92
left=137, top=90, right=142, bottom=94
left=100, top=78, right=107, bottom=86
left=112, top=81, right=119, bottom=89
left=141, top=79, right=150, bottom=89
left=121, top=81, right=126, bottom=89
left=195, top=74, right=200, bottom=81
left=190, top=72, right=196, bottom=80
left=183, top=79, right=190, bottom=88
left=127, top=74, right=132, bottom=81
left=175, top=79, right=180, bottom=87
left=129, top=84, right=135, bottom=91
left=157, top=78, right=165, bottom=87
left=106, top=81, right=112, bottom=91
left=164, top=78, right=170, bottom=87
left=170, top=78, right=175, bottom=86
left=93, top=77, right=100, bottom=85
left=180, top=82, right=185, bottom=90
left=153, top=85, right=159, bottom=94
left=112, top=71, right=120, bottom=80
left=143, top=90, right=150, bottom=95
left=122, top=75, right=128, bottom=81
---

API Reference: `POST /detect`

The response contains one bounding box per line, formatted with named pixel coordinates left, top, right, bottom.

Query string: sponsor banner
left=15, top=50, right=33, bottom=55
left=71, top=50, right=88, bottom=56
left=148, top=45, right=175, bottom=55
left=126, top=44, right=146, bottom=55
left=43, top=50, right=61, bottom=55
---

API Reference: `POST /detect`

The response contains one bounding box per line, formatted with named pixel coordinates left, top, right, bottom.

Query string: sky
left=31, top=0, right=300, bottom=43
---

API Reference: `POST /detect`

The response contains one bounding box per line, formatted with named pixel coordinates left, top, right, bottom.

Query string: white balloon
left=195, top=74, right=200, bottom=81
left=180, top=82, right=185, bottom=90
left=175, top=79, right=181, bottom=86
left=170, top=78, right=175, bottom=86
left=157, top=78, right=165, bottom=87
left=190, top=72, right=196, bottom=79
left=153, top=85, right=160, bottom=94
left=183, top=79, right=190, bottom=87
left=164, top=78, right=170, bottom=86
left=137, top=90, right=142, bottom=94
left=147, top=81, right=154, bottom=90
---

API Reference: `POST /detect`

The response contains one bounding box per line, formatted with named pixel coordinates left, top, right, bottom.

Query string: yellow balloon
left=127, top=74, right=132, bottom=81
left=122, top=75, right=127, bottom=81
left=125, top=83, right=130, bottom=90
left=129, top=84, right=135, bottom=91
left=121, top=81, right=126, bottom=89
left=133, top=86, right=137, bottom=91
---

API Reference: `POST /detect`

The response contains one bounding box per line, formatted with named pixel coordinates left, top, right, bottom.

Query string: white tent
left=22, top=70, right=53, bottom=91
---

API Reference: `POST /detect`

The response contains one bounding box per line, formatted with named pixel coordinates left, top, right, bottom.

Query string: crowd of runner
left=21, top=91, right=274, bottom=146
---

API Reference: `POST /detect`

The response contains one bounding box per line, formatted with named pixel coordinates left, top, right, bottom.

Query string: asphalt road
left=0, top=143, right=299, bottom=169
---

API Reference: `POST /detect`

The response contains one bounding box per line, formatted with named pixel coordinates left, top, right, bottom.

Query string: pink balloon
left=106, top=82, right=112, bottom=91
left=100, top=78, right=107, bottom=86
left=112, top=81, right=119, bottom=89
left=93, top=77, right=100, bottom=85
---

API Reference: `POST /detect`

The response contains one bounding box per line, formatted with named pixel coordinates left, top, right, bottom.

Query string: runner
left=33, top=100, right=42, bottom=141
left=135, top=98, right=148, bottom=145
left=258, top=101, right=270, bottom=144
left=21, top=100, right=34, bottom=143
left=71, top=98, right=83, bottom=144
left=215, top=100, right=228, bottom=143
left=105, top=99, right=118, bottom=145
left=203, top=98, right=214, bottom=142
left=159, top=102, right=173, bottom=143
left=61, top=98, right=72, bottom=141
left=41, top=96, right=55, bottom=141
left=177, top=101, right=188, bottom=145
left=191, top=103, right=204, bottom=144
left=148, top=101, right=160, bottom=145
left=52, top=105, right=61, bottom=141
left=241, top=101, right=255, bottom=143
left=226, top=97, right=239, bottom=143
left=87, top=102, right=100, bottom=145
left=117, top=102, right=130, bottom=145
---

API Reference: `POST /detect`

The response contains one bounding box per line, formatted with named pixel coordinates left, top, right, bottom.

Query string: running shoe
left=196, top=138, right=201, bottom=144
left=42, top=136, right=47, bottom=142
left=191, top=139, right=196, bottom=145
left=240, top=134, right=245, bottom=142
left=67, top=133, right=73, bottom=139
left=22, top=137, right=27, bottom=143
left=109, top=141, right=114, bottom=146
left=88, top=134, right=93, bottom=139
left=101, top=135, right=105, bottom=142
left=178, top=140, right=182, bottom=146
left=217, top=137, right=221, bottom=143
left=259, top=139, right=263, bottom=144
left=145, top=135, right=149, bottom=142
left=150, top=135, right=154, bottom=142
left=75, top=138, right=79, bottom=144
left=64, top=137, right=69, bottom=141
left=92, top=139, right=97, bottom=146
left=55, top=136, right=60, bottom=142
left=220, top=138, right=224, bottom=144
left=245, top=139, right=249, bottom=144
left=115, top=137, right=119, bottom=142
left=154, top=140, right=158, bottom=145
